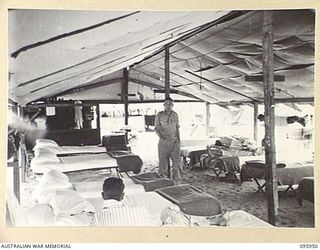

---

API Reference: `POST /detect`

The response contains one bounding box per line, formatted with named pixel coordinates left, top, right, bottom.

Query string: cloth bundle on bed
left=130, top=172, right=174, bottom=191
left=297, top=177, right=314, bottom=205
left=215, top=136, right=258, bottom=152
left=156, top=184, right=222, bottom=216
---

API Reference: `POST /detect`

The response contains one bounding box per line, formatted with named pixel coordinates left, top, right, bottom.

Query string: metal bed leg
left=254, top=178, right=266, bottom=192
left=285, top=185, right=295, bottom=193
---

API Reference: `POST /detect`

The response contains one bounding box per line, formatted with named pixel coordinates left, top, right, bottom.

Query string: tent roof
left=8, top=9, right=314, bottom=105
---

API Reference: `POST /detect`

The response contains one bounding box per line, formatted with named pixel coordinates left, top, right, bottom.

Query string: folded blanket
left=131, top=172, right=174, bottom=191
left=156, top=184, right=222, bottom=216
left=213, top=156, right=240, bottom=173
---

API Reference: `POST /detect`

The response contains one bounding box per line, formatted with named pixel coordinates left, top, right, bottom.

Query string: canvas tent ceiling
left=8, top=10, right=230, bottom=105
left=8, top=9, right=314, bottom=105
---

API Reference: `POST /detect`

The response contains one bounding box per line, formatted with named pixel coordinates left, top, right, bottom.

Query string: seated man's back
left=95, top=177, right=159, bottom=226
left=95, top=205, right=158, bottom=226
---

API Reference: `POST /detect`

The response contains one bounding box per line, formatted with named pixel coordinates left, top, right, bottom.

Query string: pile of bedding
left=22, top=170, right=96, bottom=227
left=213, top=136, right=258, bottom=152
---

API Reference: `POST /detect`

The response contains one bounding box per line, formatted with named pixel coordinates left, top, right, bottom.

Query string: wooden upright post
left=262, top=10, right=279, bottom=226
left=253, top=102, right=258, bottom=143
left=13, top=163, right=20, bottom=203
left=206, top=102, right=211, bottom=136
left=123, top=68, right=129, bottom=126
left=96, top=104, right=101, bottom=143
left=165, top=46, right=170, bottom=99
left=17, top=106, right=27, bottom=183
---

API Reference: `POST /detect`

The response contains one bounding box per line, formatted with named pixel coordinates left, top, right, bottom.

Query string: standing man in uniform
left=155, top=97, right=181, bottom=184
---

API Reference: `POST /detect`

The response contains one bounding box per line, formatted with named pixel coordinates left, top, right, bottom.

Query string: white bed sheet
left=59, top=145, right=106, bottom=155
left=32, top=153, right=118, bottom=174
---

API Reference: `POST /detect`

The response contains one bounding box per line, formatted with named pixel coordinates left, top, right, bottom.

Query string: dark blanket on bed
left=115, top=154, right=143, bottom=174
left=131, top=172, right=174, bottom=191
left=240, top=160, right=286, bottom=182
left=213, top=156, right=240, bottom=173
left=297, top=177, right=314, bottom=205
left=156, top=184, right=222, bottom=216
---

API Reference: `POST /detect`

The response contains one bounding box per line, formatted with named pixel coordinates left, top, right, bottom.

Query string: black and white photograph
left=6, top=9, right=315, bottom=229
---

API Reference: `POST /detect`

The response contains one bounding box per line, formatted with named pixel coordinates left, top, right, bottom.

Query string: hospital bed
left=31, top=139, right=143, bottom=175
left=8, top=167, right=273, bottom=227
left=31, top=153, right=119, bottom=174
left=95, top=183, right=273, bottom=227
left=58, top=145, right=106, bottom=156
left=33, top=139, right=106, bottom=156
left=180, top=138, right=216, bottom=167
left=240, top=160, right=314, bottom=192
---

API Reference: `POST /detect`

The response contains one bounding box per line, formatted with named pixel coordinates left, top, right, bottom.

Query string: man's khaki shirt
left=155, top=110, right=180, bottom=140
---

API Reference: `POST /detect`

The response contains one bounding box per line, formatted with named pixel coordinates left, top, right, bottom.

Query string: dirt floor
left=132, top=132, right=315, bottom=228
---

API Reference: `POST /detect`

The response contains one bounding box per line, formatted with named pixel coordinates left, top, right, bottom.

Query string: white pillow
left=31, top=154, right=61, bottom=165
left=31, top=161, right=64, bottom=175
left=35, top=139, right=59, bottom=146
left=32, top=170, right=73, bottom=200
left=49, top=190, right=95, bottom=215
left=23, top=204, right=55, bottom=226
left=40, top=169, right=69, bottom=184
left=33, top=145, right=62, bottom=156
left=37, top=187, right=74, bottom=204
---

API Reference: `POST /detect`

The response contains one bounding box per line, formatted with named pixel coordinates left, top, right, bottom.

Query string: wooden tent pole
left=123, top=68, right=129, bottom=126
left=262, top=10, right=279, bottom=226
left=206, top=102, right=211, bottom=136
left=96, top=104, right=101, bottom=143
left=253, top=102, right=258, bottom=143
left=122, top=68, right=129, bottom=143
left=165, top=46, right=170, bottom=98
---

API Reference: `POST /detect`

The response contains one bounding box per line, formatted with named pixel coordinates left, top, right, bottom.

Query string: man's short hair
left=257, top=114, right=264, bottom=120
left=164, top=97, right=174, bottom=102
left=102, top=177, right=125, bottom=200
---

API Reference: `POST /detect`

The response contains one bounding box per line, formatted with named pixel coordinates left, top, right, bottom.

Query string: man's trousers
left=158, top=137, right=181, bottom=182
